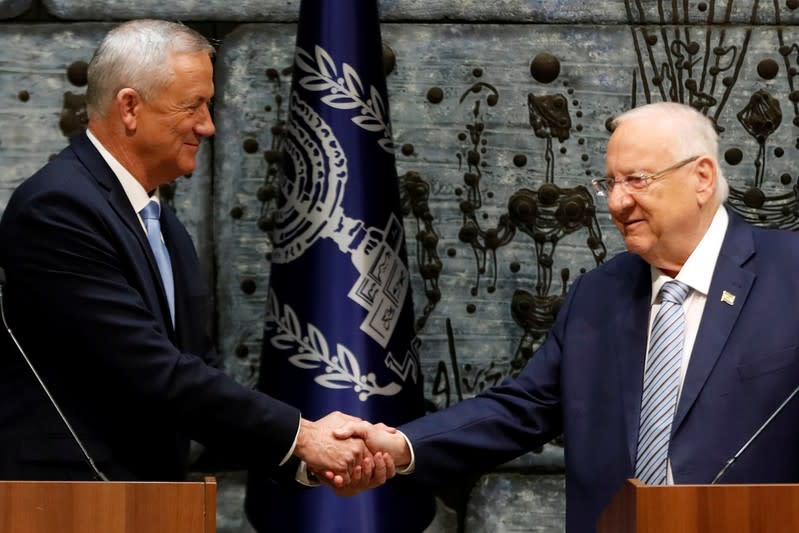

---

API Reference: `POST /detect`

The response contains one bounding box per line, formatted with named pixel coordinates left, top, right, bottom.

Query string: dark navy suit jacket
left=0, top=134, right=299, bottom=481
left=402, top=211, right=799, bottom=532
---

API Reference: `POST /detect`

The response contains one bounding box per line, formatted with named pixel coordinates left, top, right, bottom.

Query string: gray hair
left=611, top=102, right=729, bottom=203
left=86, top=19, right=214, bottom=119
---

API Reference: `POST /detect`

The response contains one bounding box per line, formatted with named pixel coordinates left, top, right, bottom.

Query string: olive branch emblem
left=265, top=289, right=402, bottom=401
left=295, top=44, right=394, bottom=154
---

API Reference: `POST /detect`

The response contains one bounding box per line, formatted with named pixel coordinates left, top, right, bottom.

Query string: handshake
left=293, top=412, right=411, bottom=496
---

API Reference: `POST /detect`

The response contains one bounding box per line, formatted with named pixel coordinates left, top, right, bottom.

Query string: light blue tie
left=140, top=200, right=175, bottom=326
left=635, top=280, right=691, bottom=485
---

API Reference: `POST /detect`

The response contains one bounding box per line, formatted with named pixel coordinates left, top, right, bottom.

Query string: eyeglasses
left=591, top=155, right=700, bottom=197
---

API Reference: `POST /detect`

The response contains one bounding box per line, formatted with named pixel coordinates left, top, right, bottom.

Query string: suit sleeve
left=400, top=275, right=584, bottom=485
left=0, top=184, right=300, bottom=470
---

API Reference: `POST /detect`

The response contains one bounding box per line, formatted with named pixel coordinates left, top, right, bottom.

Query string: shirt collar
left=650, top=205, right=729, bottom=304
left=86, top=129, right=156, bottom=215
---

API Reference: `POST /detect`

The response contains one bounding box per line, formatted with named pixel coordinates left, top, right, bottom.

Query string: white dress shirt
left=86, top=129, right=154, bottom=227
left=647, top=205, right=728, bottom=482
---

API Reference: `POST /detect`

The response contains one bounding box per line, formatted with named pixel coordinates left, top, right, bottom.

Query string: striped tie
left=635, top=280, right=691, bottom=485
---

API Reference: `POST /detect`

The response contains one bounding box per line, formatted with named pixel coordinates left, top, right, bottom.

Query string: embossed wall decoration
left=623, top=1, right=799, bottom=230
left=0, top=0, right=30, bottom=18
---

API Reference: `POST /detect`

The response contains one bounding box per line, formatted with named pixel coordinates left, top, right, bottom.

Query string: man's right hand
left=326, top=451, right=396, bottom=497
left=333, top=420, right=412, bottom=469
left=293, top=411, right=370, bottom=484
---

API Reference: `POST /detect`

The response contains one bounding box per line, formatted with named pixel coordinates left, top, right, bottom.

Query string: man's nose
left=196, top=104, right=216, bottom=137
left=607, top=183, right=634, bottom=212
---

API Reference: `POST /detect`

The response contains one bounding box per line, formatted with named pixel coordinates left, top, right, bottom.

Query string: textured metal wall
left=3, top=1, right=799, bottom=532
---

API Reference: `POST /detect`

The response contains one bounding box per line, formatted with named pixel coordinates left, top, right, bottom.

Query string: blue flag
left=245, top=1, right=435, bottom=531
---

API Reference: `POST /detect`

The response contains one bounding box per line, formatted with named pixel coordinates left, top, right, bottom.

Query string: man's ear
left=115, top=88, right=141, bottom=132
left=695, top=155, right=717, bottom=206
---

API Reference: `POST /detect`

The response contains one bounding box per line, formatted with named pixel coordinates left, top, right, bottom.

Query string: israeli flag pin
left=721, top=290, right=736, bottom=306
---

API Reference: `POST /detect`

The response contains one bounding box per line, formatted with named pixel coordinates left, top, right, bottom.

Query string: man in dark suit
left=0, top=19, right=390, bottom=486
left=334, top=102, right=799, bottom=531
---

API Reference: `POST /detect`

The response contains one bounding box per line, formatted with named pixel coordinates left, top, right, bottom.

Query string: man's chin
left=178, top=161, right=198, bottom=177
left=623, top=237, right=651, bottom=257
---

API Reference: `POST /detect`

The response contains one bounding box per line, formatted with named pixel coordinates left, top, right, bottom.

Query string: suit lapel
left=611, top=256, right=652, bottom=467
left=672, top=212, right=755, bottom=434
left=71, top=134, right=176, bottom=340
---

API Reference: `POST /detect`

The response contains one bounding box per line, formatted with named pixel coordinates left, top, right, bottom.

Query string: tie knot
left=660, top=280, right=690, bottom=305
left=140, top=200, right=160, bottom=221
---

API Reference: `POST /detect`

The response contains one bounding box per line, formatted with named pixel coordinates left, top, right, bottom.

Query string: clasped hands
left=294, top=411, right=411, bottom=496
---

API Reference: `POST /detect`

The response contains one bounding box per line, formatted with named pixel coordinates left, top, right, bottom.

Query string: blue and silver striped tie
left=635, top=280, right=691, bottom=485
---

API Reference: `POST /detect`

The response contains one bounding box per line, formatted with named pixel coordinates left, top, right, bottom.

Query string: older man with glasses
left=332, top=101, right=799, bottom=533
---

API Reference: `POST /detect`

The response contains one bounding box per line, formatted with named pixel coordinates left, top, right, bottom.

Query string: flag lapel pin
left=720, top=290, right=736, bottom=306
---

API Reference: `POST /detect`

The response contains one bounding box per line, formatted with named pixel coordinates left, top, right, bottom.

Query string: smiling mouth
left=622, top=220, right=644, bottom=230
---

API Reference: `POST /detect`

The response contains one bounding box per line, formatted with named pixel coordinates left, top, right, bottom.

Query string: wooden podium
left=0, top=476, right=216, bottom=533
left=597, top=478, right=799, bottom=533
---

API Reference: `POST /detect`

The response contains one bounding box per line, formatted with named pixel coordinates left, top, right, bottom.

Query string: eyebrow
left=183, top=96, right=210, bottom=107
left=605, top=168, right=649, bottom=180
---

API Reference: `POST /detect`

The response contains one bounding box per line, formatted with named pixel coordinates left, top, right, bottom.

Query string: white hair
left=86, top=19, right=214, bottom=119
left=611, top=102, right=729, bottom=203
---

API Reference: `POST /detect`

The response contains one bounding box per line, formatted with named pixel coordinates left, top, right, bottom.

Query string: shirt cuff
left=295, top=460, right=321, bottom=487
left=279, top=413, right=302, bottom=466
left=396, top=430, right=416, bottom=475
